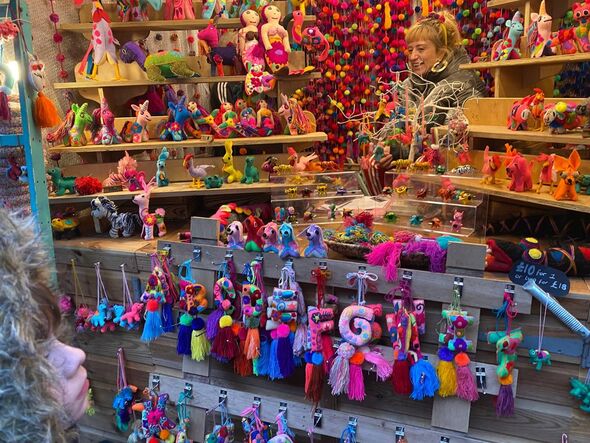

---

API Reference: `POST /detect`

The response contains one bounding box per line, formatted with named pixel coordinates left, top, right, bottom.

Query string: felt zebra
left=90, top=196, right=142, bottom=238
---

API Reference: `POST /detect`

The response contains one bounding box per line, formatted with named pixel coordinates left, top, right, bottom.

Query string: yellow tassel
left=191, top=329, right=211, bottom=361
left=437, top=359, right=457, bottom=397
left=422, top=0, right=429, bottom=17
left=384, top=2, right=392, bottom=30
left=34, top=91, right=61, bottom=128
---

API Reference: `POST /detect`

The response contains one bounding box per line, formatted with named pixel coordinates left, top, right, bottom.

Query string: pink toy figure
left=573, top=2, right=590, bottom=52
left=481, top=146, right=502, bottom=185
left=120, top=302, right=144, bottom=329
left=260, top=4, right=291, bottom=74
left=526, top=0, right=554, bottom=58
left=302, top=26, right=330, bottom=62
left=506, top=154, right=533, bottom=192
left=291, top=10, right=304, bottom=45
left=197, top=22, right=219, bottom=55
left=239, top=9, right=265, bottom=70
left=131, top=100, right=151, bottom=143
left=79, top=1, right=122, bottom=80
left=287, top=147, right=318, bottom=172
left=164, top=0, right=195, bottom=20
left=132, top=176, right=166, bottom=240
left=226, top=220, right=244, bottom=250
left=451, top=210, right=463, bottom=233
left=258, top=222, right=279, bottom=253
left=92, top=97, right=122, bottom=145
left=535, top=153, right=557, bottom=193
left=507, top=101, right=531, bottom=131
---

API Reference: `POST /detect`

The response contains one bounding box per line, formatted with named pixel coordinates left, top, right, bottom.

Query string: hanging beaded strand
left=48, top=0, right=68, bottom=80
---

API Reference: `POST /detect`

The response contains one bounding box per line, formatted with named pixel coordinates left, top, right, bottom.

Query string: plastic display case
left=380, top=172, right=488, bottom=238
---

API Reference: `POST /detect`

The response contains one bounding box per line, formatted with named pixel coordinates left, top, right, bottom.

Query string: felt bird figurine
left=182, top=154, right=214, bottom=188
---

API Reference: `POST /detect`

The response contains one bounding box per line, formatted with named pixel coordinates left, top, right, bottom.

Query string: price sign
left=509, top=261, right=570, bottom=297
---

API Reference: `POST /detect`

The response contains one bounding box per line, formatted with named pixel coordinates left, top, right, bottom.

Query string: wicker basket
left=325, top=239, right=371, bottom=260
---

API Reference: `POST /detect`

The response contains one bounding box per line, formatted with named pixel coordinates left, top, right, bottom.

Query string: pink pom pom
left=221, top=299, right=231, bottom=311
left=49, top=13, right=60, bottom=23
left=277, top=323, right=290, bottom=338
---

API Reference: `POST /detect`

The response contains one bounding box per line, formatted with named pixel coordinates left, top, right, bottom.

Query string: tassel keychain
left=241, top=402, right=270, bottom=442
left=529, top=299, right=551, bottom=371
left=72, top=259, right=92, bottom=332
left=210, top=277, right=240, bottom=363
left=29, top=55, right=61, bottom=128
left=207, top=254, right=236, bottom=342
left=243, top=260, right=265, bottom=362
left=488, top=289, right=523, bottom=416
left=339, top=419, right=357, bottom=443
left=159, top=251, right=179, bottom=333
left=140, top=256, right=166, bottom=342
left=176, top=382, right=193, bottom=441
left=112, top=263, right=133, bottom=330
left=112, top=348, right=138, bottom=432
left=89, top=262, right=116, bottom=333
left=268, top=411, right=295, bottom=443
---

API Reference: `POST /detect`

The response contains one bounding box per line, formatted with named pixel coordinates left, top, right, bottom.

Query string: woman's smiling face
left=407, top=39, right=442, bottom=76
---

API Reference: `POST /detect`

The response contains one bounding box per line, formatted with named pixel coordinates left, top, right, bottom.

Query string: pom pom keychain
left=210, top=277, right=240, bottom=363
left=89, top=261, right=116, bottom=333
left=112, top=348, right=138, bottom=432
left=140, top=256, right=167, bottom=342
left=27, top=54, right=61, bottom=128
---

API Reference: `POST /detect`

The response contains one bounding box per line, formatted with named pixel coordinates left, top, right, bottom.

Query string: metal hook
left=184, top=383, right=193, bottom=399
left=219, top=389, right=228, bottom=404
left=402, top=270, right=413, bottom=281
left=313, top=408, right=323, bottom=428
left=453, top=276, right=464, bottom=296
left=440, top=436, right=450, bottom=443
left=193, top=247, right=202, bottom=262
left=253, top=396, right=261, bottom=409
left=319, top=261, right=328, bottom=270
left=476, top=366, right=487, bottom=394
left=150, top=374, right=160, bottom=392
left=279, top=401, right=287, bottom=418
left=395, top=426, right=405, bottom=442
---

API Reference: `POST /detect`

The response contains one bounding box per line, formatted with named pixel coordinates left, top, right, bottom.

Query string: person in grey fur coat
left=0, top=209, right=89, bottom=442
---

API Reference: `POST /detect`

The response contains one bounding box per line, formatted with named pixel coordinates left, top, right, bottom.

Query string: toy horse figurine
left=132, top=176, right=166, bottom=240
left=79, top=1, right=123, bottom=81
left=68, top=103, right=93, bottom=147
left=226, top=220, right=244, bottom=250
left=92, top=97, right=122, bottom=145
left=160, top=95, right=191, bottom=141
left=278, top=222, right=300, bottom=259
left=222, top=141, right=244, bottom=183
left=131, top=100, right=151, bottom=143
left=506, top=153, right=533, bottom=192
left=491, top=11, right=524, bottom=61
left=156, top=147, right=169, bottom=187
left=277, top=93, right=315, bottom=135
left=301, top=224, right=327, bottom=258
left=258, top=222, right=279, bottom=253
left=243, top=215, right=264, bottom=252
left=528, top=348, right=551, bottom=371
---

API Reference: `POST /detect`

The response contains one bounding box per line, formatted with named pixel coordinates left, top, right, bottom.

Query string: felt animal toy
left=573, top=2, right=590, bottom=52
left=90, top=196, right=141, bottom=238
left=526, top=0, right=555, bottom=58
left=182, top=154, right=214, bottom=188
left=132, top=176, right=167, bottom=240
left=47, top=167, right=76, bottom=196
left=240, top=156, right=260, bottom=185
left=506, top=154, right=533, bottom=192
left=301, top=26, right=330, bottom=62
left=239, top=9, right=265, bottom=70
left=222, top=141, right=244, bottom=184
left=119, top=302, right=144, bottom=329
left=278, top=222, right=300, bottom=259
left=156, top=147, right=169, bottom=187
left=145, top=51, right=196, bottom=82
left=301, top=224, right=327, bottom=258
left=130, top=100, right=151, bottom=143
left=197, top=22, right=219, bottom=55
left=507, top=101, right=531, bottom=131
left=164, top=0, right=195, bottom=20
left=226, top=220, right=245, bottom=250
left=491, top=11, right=524, bottom=61
left=528, top=348, right=552, bottom=371
left=256, top=99, right=275, bottom=135
left=119, top=41, right=147, bottom=69
left=78, top=1, right=122, bottom=80
left=258, top=222, right=279, bottom=253
left=577, top=174, right=590, bottom=194
left=90, top=97, right=121, bottom=145
left=204, top=175, right=224, bottom=189
left=66, top=103, right=93, bottom=147
left=260, top=4, right=291, bottom=74
left=450, top=210, right=463, bottom=233
left=570, top=377, right=590, bottom=412
left=488, top=328, right=523, bottom=416
left=287, top=147, right=318, bottom=172
left=553, top=150, right=582, bottom=201
left=243, top=215, right=264, bottom=252
left=575, top=98, right=590, bottom=137
left=543, top=102, right=583, bottom=134
left=481, top=146, right=502, bottom=185
left=160, top=95, right=191, bottom=141
left=278, top=93, right=315, bottom=135
left=535, top=153, right=557, bottom=193
left=117, top=0, right=163, bottom=22
left=132, top=393, right=177, bottom=439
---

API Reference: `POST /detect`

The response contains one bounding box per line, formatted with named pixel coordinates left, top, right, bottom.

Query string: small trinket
left=409, top=215, right=424, bottom=226
left=285, top=187, right=298, bottom=198
left=415, top=187, right=428, bottom=199
left=287, top=206, right=297, bottom=223
left=451, top=210, right=463, bottom=233
left=303, top=210, right=314, bottom=222
left=384, top=211, right=398, bottom=223
left=336, top=186, right=347, bottom=195
left=300, top=188, right=312, bottom=198
left=316, top=184, right=328, bottom=196
left=395, top=186, right=408, bottom=195
left=430, top=217, right=442, bottom=229
left=435, top=165, right=446, bottom=175
left=329, top=203, right=337, bottom=220
left=382, top=186, right=393, bottom=196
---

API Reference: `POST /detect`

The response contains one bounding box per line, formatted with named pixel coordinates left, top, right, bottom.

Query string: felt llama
left=132, top=176, right=166, bottom=240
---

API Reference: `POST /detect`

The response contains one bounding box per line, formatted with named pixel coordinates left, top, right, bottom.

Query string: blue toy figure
left=156, top=147, right=169, bottom=187
left=160, top=95, right=191, bottom=141
left=278, top=222, right=300, bottom=259
left=301, top=223, right=327, bottom=258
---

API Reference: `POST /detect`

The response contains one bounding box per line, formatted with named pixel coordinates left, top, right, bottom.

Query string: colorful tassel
left=206, top=307, right=224, bottom=341
left=437, top=347, right=457, bottom=397
left=211, top=315, right=239, bottom=363
left=329, top=342, right=355, bottom=396
left=191, top=318, right=210, bottom=361
left=364, top=350, right=393, bottom=381
left=455, top=353, right=479, bottom=402
left=305, top=352, right=325, bottom=403
left=34, top=91, right=61, bottom=128
left=321, top=333, right=334, bottom=372
left=496, top=375, right=515, bottom=416
left=161, top=302, right=175, bottom=333
left=410, top=358, right=439, bottom=400
left=177, top=313, right=193, bottom=355
left=234, top=327, right=253, bottom=376
left=348, top=363, right=366, bottom=401
left=293, top=322, right=308, bottom=356
left=141, top=299, right=163, bottom=342
left=268, top=330, right=282, bottom=380
left=254, top=331, right=271, bottom=376
left=244, top=327, right=260, bottom=360
left=392, top=358, right=412, bottom=395
left=276, top=324, right=295, bottom=378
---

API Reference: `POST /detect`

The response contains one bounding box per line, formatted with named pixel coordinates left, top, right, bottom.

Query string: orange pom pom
left=349, top=351, right=365, bottom=365
left=454, top=352, right=471, bottom=367
left=160, top=430, right=170, bottom=440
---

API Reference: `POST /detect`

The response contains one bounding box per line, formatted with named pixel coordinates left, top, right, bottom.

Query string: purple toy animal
left=450, top=210, right=463, bottom=233
left=226, top=220, right=244, bottom=250
left=92, top=97, right=122, bottom=145
left=301, top=224, right=327, bottom=258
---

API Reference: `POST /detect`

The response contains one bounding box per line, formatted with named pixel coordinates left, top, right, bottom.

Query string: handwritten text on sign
left=509, top=261, right=570, bottom=297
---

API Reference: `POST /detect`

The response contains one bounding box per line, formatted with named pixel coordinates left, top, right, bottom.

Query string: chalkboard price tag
left=509, top=261, right=570, bottom=297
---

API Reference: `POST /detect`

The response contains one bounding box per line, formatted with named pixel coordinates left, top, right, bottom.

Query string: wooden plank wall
left=54, top=230, right=590, bottom=443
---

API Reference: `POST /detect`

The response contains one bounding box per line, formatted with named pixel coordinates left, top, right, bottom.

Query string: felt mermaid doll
left=239, top=9, right=265, bottom=71
left=260, top=4, right=291, bottom=74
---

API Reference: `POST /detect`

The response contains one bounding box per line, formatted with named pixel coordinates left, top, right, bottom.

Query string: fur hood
left=0, top=209, right=68, bottom=442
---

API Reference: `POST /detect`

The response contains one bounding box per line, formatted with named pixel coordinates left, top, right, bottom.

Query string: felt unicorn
left=258, top=222, right=279, bottom=253
left=132, top=176, right=167, bottom=240
left=301, top=224, right=327, bottom=258
left=279, top=222, right=300, bottom=259
left=68, top=103, right=93, bottom=147
left=92, top=97, right=122, bottom=145
left=226, top=220, right=245, bottom=250
left=131, top=100, right=151, bottom=143
left=160, top=95, right=191, bottom=141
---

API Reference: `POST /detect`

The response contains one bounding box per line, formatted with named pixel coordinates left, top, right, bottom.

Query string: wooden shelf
left=469, top=124, right=590, bottom=145
left=53, top=72, right=320, bottom=90
left=487, top=0, right=525, bottom=7
left=451, top=177, right=590, bottom=214
left=60, top=16, right=316, bottom=33
left=48, top=181, right=278, bottom=204
left=460, top=52, right=590, bottom=70
left=47, top=132, right=327, bottom=154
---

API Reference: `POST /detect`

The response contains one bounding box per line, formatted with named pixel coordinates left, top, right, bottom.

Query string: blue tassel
left=177, top=313, right=193, bottom=355
left=268, top=338, right=283, bottom=380
left=277, top=336, right=295, bottom=378
left=141, top=300, right=164, bottom=342
left=161, top=302, right=175, bottom=333
left=410, top=358, right=440, bottom=400
left=255, top=333, right=271, bottom=376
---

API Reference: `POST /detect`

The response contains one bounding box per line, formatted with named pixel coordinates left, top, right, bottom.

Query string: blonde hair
left=406, top=11, right=461, bottom=59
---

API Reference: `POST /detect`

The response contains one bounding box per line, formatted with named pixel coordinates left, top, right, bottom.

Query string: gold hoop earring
left=431, top=59, right=448, bottom=73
